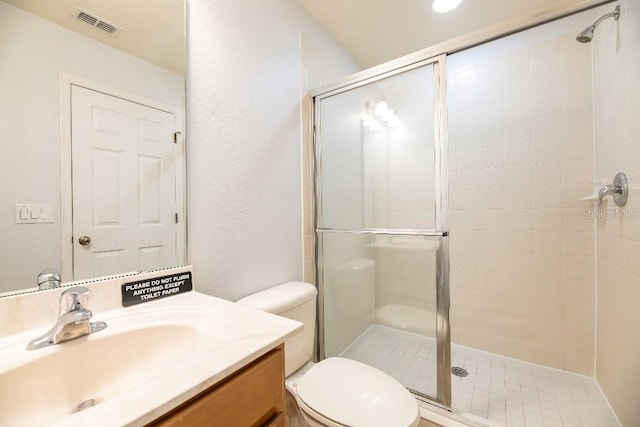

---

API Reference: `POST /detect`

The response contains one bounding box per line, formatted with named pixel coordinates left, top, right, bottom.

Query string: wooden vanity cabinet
left=149, top=345, right=286, bottom=427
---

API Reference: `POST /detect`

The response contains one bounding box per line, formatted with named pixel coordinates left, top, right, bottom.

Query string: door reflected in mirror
left=0, top=0, right=186, bottom=296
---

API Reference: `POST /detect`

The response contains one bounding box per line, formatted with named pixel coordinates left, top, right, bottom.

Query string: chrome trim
left=313, top=97, right=326, bottom=361
left=313, top=58, right=452, bottom=407
left=576, top=5, right=620, bottom=43
left=436, top=235, right=452, bottom=407
left=26, top=286, right=107, bottom=350
left=315, top=229, right=325, bottom=361
left=309, top=0, right=613, bottom=99
left=301, top=93, right=316, bottom=284
left=37, top=269, right=62, bottom=290
left=592, top=4, right=621, bottom=26
left=433, top=56, right=452, bottom=409
left=315, top=57, right=442, bottom=101
left=316, top=228, right=447, bottom=237
left=411, top=388, right=447, bottom=408
left=598, top=172, right=629, bottom=207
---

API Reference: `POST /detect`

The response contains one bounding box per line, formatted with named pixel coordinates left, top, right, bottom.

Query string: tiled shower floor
left=340, top=325, right=619, bottom=427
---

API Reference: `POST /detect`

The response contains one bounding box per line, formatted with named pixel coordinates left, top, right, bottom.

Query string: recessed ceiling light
left=432, top=0, right=464, bottom=13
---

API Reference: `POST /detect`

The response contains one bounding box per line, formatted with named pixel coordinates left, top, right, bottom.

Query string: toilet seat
left=296, top=357, right=419, bottom=427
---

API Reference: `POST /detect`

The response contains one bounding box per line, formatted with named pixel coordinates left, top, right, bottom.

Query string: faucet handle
left=59, top=286, right=90, bottom=315
left=598, top=172, right=629, bottom=207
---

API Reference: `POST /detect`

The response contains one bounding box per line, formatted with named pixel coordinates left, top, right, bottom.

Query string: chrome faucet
left=597, top=172, right=629, bottom=206
left=598, top=184, right=622, bottom=205
left=37, top=269, right=61, bottom=290
left=26, top=286, right=107, bottom=350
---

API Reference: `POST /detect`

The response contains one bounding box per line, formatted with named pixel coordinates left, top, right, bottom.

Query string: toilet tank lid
left=236, top=282, right=317, bottom=314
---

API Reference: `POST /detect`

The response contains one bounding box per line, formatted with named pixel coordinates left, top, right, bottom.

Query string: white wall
left=592, top=1, right=640, bottom=426
left=186, top=0, right=358, bottom=301
left=0, top=1, right=184, bottom=293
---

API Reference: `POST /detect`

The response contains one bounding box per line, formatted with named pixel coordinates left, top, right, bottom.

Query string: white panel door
left=71, top=85, right=178, bottom=279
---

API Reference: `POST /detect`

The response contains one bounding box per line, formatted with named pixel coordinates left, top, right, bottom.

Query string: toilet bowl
left=237, top=282, right=420, bottom=427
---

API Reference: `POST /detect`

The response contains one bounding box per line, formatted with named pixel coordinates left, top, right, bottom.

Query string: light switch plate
left=14, top=204, right=53, bottom=224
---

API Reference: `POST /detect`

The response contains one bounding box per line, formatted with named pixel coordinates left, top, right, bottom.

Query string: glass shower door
left=314, top=57, right=451, bottom=407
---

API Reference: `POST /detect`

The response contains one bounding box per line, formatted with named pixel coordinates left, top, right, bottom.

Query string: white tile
left=505, top=143, right=532, bottom=166
left=562, top=134, right=593, bottom=161
left=480, top=147, right=505, bottom=169
left=505, top=120, right=533, bottom=144
left=341, top=326, right=617, bottom=427
left=505, top=77, right=532, bottom=100
left=533, top=116, right=562, bottom=141
left=563, top=158, right=593, bottom=184
left=504, top=47, right=531, bottom=80
left=456, top=67, right=479, bottom=92
left=532, top=69, right=561, bottom=95
left=456, top=150, right=480, bottom=171
left=533, top=92, right=562, bottom=118
left=506, top=165, right=533, bottom=187
left=532, top=162, right=563, bottom=186
left=562, top=110, right=592, bottom=138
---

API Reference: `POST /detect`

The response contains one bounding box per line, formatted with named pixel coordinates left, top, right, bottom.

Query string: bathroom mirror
left=0, top=0, right=186, bottom=296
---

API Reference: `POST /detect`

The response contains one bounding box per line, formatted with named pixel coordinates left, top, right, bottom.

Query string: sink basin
left=0, top=309, right=205, bottom=427
left=0, top=288, right=302, bottom=427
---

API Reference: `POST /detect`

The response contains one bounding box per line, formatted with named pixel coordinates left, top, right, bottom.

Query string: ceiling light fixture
left=432, top=0, right=463, bottom=13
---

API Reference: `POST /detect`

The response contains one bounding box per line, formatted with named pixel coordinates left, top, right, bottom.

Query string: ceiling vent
left=71, top=8, right=122, bottom=36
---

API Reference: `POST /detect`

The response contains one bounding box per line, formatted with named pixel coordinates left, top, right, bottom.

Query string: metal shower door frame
left=312, top=54, right=452, bottom=409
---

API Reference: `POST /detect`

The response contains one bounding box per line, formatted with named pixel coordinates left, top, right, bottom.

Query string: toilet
left=237, top=282, right=420, bottom=427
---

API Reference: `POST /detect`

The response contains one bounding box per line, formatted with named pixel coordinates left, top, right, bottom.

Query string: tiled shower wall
left=592, top=1, right=640, bottom=426
left=447, top=27, right=596, bottom=374
left=361, top=66, right=438, bottom=315
left=372, top=238, right=437, bottom=313
left=362, top=67, right=436, bottom=231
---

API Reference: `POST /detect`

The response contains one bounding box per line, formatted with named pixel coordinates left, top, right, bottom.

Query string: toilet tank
left=236, top=282, right=317, bottom=376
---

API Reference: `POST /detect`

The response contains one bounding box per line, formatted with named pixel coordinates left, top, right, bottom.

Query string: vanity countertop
left=0, top=289, right=302, bottom=427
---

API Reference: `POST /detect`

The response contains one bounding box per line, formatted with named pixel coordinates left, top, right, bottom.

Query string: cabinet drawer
left=150, top=345, right=285, bottom=427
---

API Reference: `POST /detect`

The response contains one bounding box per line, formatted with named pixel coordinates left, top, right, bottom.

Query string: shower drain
left=451, top=366, right=469, bottom=377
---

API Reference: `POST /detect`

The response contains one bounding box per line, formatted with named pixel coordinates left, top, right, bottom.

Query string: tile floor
left=340, top=325, right=619, bottom=427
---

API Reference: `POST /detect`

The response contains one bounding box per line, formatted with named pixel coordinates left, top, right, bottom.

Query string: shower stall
left=311, top=2, right=630, bottom=426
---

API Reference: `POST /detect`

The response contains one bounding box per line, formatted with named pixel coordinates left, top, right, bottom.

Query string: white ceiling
left=297, top=0, right=604, bottom=69
left=6, top=0, right=606, bottom=77
left=4, top=0, right=184, bottom=75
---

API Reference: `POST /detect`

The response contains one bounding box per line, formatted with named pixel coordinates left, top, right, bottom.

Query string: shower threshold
left=340, top=325, right=619, bottom=427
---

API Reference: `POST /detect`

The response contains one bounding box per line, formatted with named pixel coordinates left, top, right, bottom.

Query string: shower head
left=576, top=25, right=596, bottom=43
left=576, top=5, right=620, bottom=43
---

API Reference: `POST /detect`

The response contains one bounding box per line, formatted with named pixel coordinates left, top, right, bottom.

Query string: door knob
left=78, top=235, right=91, bottom=246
